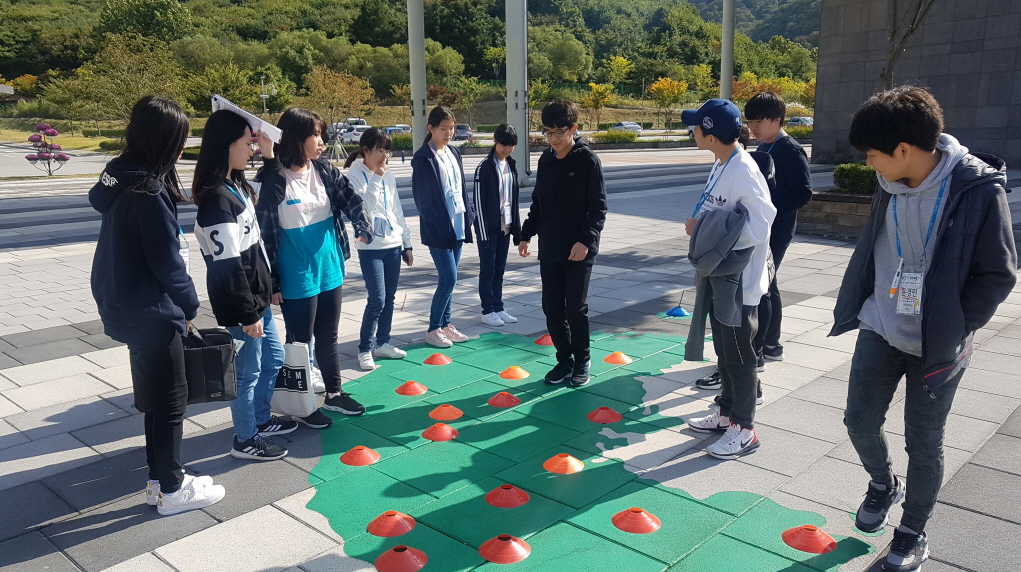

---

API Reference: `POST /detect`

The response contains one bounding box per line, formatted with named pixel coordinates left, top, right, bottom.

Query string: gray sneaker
left=855, top=477, right=905, bottom=533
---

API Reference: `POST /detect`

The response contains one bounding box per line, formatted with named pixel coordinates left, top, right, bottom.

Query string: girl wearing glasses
left=344, top=128, right=414, bottom=370
left=411, top=106, right=476, bottom=348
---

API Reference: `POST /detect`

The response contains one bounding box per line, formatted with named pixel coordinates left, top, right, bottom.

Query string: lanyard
left=762, top=131, right=786, bottom=154
left=223, top=181, right=252, bottom=211
left=430, top=141, right=460, bottom=193
left=495, top=157, right=511, bottom=200
left=361, top=171, right=387, bottom=213
left=893, top=176, right=948, bottom=269
left=692, top=147, right=740, bottom=217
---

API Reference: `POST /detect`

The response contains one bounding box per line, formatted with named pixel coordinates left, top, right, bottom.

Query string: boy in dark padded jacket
left=519, top=99, right=607, bottom=388
left=832, top=86, right=1016, bottom=571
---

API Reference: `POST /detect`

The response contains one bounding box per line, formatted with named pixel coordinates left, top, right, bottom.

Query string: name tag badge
left=503, top=201, right=513, bottom=225
left=372, top=215, right=391, bottom=238
left=896, top=272, right=923, bottom=315
left=178, top=232, right=191, bottom=275
left=450, top=189, right=467, bottom=215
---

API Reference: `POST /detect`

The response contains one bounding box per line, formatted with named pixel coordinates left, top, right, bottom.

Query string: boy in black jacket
left=519, top=99, right=607, bottom=387
left=831, top=87, right=1016, bottom=571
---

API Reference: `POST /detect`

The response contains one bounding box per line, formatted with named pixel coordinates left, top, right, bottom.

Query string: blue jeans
left=844, top=329, right=964, bottom=533
left=428, top=244, right=462, bottom=331
left=227, top=308, right=285, bottom=441
left=477, top=233, right=510, bottom=314
left=359, top=247, right=402, bottom=352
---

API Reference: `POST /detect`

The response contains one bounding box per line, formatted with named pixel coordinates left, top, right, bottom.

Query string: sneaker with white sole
left=544, top=360, right=574, bottom=385
left=146, top=475, right=213, bottom=506
left=441, top=324, right=469, bottom=343
left=157, top=474, right=226, bottom=516
left=883, top=526, right=928, bottom=571
left=482, top=312, right=505, bottom=327
left=294, top=409, right=334, bottom=429
left=231, top=434, right=288, bottom=461
left=257, top=415, right=298, bottom=436
left=358, top=352, right=377, bottom=370
left=855, top=476, right=905, bottom=533
left=310, top=366, right=326, bottom=394
left=762, top=344, right=784, bottom=361
left=705, top=424, right=760, bottom=459
left=756, top=355, right=766, bottom=373
left=695, top=368, right=722, bottom=390
left=756, top=384, right=764, bottom=406
left=323, top=392, right=366, bottom=415
left=373, top=343, right=407, bottom=359
left=687, top=407, right=731, bottom=433
left=496, top=310, right=518, bottom=324
left=425, top=328, right=453, bottom=348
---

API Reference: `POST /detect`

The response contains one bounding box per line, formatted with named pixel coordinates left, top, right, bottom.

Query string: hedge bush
left=98, top=140, right=125, bottom=152
left=476, top=124, right=500, bottom=132
left=191, top=127, right=205, bottom=137
left=181, top=146, right=201, bottom=161
left=82, top=128, right=126, bottom=138
left=786, top=125, right=813, bottom=139
left=391, top=134, right=414, bottom=150
left=833, top=163, right=878, bottom=195
left=591, top=130, right=639, bottom=144
left=598, top=122, right=653, bottom=130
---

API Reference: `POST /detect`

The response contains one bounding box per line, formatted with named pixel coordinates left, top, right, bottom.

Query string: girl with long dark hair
left=192, top=110, right=293, bottom=461
left=255, top=108, right=373, bottom=422
left=90, top=96, right=225, bottom=515
left=411, top=106, right=475, bottom=348
left=472, top=124, right=521, bottom=327
left=344, top=128, right=414, bottom=370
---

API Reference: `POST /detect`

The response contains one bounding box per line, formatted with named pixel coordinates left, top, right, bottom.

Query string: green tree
left=483, top=46, right=506, bottom=79
left=647, top=76, right=688, bottom=129
left=97, top=0, right=193, bottom=41
left=348, top=0, right=407, bottom=47
left=425, top=39, right=465, bottom=87
left=298, top=66, right=375, bottom=128
left=80, top=34, right=188, bottom=119
left=251, top=64, right=295, bottom=113
left=604, top=55, right=635, bottom=85
left=447, top=75, right=483, bottom=126
left=424, top=0, right=503, bottom=77
left=528, top=25, right=592, bottom=82
left=580, top=82, right=614, bottom=128
left=528, top=77, right=551, bottom=130
left=171, top=36, right=233, bottom=74
left=344, top=43, right=409, bottom=96
left=188, top=62, right=260, bottom=112
left=43, top=70, right=104, bottom=135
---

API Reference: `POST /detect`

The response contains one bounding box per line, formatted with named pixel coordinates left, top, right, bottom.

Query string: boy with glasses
left=519, top=99, right=607, bottom=387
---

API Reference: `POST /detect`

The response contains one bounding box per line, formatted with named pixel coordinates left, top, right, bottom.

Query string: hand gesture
left=567, top=242, right=589, bottom=261
left=242, top=320, right=265, bottom=338
left=255, top=131, right=275, bottom=159
left=518, top=241, right=531, bottom=257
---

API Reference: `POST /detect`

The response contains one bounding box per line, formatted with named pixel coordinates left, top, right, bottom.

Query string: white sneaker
left=425, top=328, right=453, bottom=348
left=686, top=407, right=732, bottom=433
left=496, top=310, right=518, bottom=324
left=705, top=424, right=760, bottom=460
left=157, top=474, right=225, bottom=516
left=358, top=352, right=377, bottom=370
left=310, top=366, right=326, bottom=394
left=146, top=475, right=213, bottom=506
left=482, top=312, right=505, bottom=327
left=373, top=343, right=407, bottom=359
left=441, top=324, right=469, bottom=343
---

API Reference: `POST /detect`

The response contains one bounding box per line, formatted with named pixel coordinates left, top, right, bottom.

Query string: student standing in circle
left=90, top=96, right=225, bottom=515
left=256, top=108, right=374, bottom=423
left=473, top=124, right=521, bottom=327
left=411, top=106, right=476, bottom=348
left=344, top=127, right=414, bottom=370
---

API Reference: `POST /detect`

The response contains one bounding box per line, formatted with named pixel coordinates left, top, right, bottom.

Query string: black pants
left=709, top=304, right=759, bottom=428
left=540, top=259, right=594, bottom=364
left=281, top=286, right=343, bottom=394
left=754, top=235, right=791, bottom=353
left=128, top=322, right=187, bottom=494
left=478, top=233, right=511, bottom=314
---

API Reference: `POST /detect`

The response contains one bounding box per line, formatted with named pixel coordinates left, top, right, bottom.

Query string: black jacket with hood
left=472, top=152, right=521, bottom=244
left=89, top=158, right=200, bottom=344
left=519, top=138, right=607, bottom=262
left=830, top=151, right=1017, bottom=393
left=411, top=142, right=476, bottom=249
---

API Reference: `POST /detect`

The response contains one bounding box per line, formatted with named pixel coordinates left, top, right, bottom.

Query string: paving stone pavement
left=1, top=159, right=1020, bottom=571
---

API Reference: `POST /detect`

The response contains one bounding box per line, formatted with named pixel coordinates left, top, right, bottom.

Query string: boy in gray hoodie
left=832, top=87, right=1016, bottom=571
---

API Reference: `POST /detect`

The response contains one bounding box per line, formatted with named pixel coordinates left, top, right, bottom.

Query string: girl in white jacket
left=344, top=128, right=414, bottom=370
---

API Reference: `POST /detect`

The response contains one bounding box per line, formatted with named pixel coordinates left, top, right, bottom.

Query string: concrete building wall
left=813, top=0, right=1021, bottom=166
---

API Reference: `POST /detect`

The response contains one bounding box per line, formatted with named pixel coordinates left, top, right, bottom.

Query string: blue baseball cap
left=681, top=99, right=743, bottom=139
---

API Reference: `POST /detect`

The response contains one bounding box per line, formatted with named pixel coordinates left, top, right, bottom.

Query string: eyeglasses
left=543, top=127, right=571, bottom=139
left=375, top=149, right=393, bottom=158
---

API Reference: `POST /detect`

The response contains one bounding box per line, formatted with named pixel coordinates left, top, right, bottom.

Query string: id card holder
left=178, top=229, right=191, bottom=275
left=896, top=273, right=923, bottom=315
left=450, top=189, right=467, bottom=215
left=372, top=215, right=391, bottom=238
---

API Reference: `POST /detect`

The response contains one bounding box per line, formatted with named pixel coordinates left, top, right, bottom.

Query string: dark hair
left=744, top=92, right=786, bottom=123
left=276, top=107, right=328, bottom=168
left=192, top=110, right=255, bottom=207
left=849, top=86, right=944, bottom=154
left=344, top=127, right=393, bottom=168
left=488, top=124, right=518, bottom=156
left=738, top=125, right=751, bottom=149
left=423, top=106, right=456, bottom=143
left=541, top=98, right=579, bottom=128
left=121, top=96, right=190, bottom=200
left=708, top=125, right=742, bottom=146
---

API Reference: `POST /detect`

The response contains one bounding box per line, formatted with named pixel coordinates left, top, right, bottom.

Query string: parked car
left=609, top=121, right=642, bottom=134
left=453, top=124, right=472, bottom=141
left=787, top=116, right=814, bottom=127
left=383, top=127, right=404, bottom=136
left=687, top=126, right=696, bottom=139
left=344, top=117, right=367, bottom=128
left=394, top=124, right=412, bottom=134
left=341, top=125, right=370, bottom=144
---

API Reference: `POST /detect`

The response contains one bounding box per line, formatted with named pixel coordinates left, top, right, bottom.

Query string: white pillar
left=407, top=0, right=428, bottom=150
left=505, top=0, right=530, bottom=185
left=720, top=0, right=736, bottom=100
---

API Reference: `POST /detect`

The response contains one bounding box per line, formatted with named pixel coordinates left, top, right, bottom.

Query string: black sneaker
left=294, top=409, right=333, bottom=429
left=763, top=344, right=784, bottom=361
left=570, top=359, right=591, bottom=387
left=756, top=383, right=764, bottom=406
left=231, top=434, right=288, bottom=461
left=257, top=415, right=298, bottom=436
left=695, top=368, right=721, bottom=390
left=756, top=355, right=766, bottom=373
left=855, top=476, right=905, bottom=533
left=883, top=526, right=928, bottom=571
left=323, top=392, right=366, bottom=416
left=544, top=359, right=575, bottom=385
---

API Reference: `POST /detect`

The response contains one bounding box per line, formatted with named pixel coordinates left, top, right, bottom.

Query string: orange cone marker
left=534, top=334, right=554, bottom=346
left=340, top=445, right=381, bottom=466
left=603, top=351, right=633, bottom=364
left=543, top=453, right=584, bottom=474
left=612, top=507, right=662, bottom=534
left=499, top=366, right=529, bottom=379
left=587, top=406, right=624, bottom=424
left=485, top=484, right=531, bottom=508
left=487, top=391, right=522, bottom=407
left=479, top=534, right=531, bottom=564
left=428, top=404, right=463, bottom=420
left=424, top=353, right=452, bottom=365
left=422, top=423, right=459, bottom=441
left=395, top=381, right=428, bottom=395
left=374, top=545, right=428, bottom=572
left=367, top=511, right=417, bottom=537
left=782, top=525, right=838, bottom=554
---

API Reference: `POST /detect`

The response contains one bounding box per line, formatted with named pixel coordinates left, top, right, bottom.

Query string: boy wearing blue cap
left=683, top=99, right=776, bottom=460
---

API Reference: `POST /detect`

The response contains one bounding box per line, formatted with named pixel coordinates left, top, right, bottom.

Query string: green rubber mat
left=421, top=379, right=544, bottom=421
left=666, top=534, right=815, bottom=571
left=455, top=344, right=547, bottom=374
left=342, top=520, right=484, bottom=571
left=373, top=441, right=515, bottom=500
left=474, top=522, right=665, bottom=571
left=458, top=411, right=580, bottom=463
left=390, top=362, right=493, bottom=393
left=493, top=446, right=639, bottom=509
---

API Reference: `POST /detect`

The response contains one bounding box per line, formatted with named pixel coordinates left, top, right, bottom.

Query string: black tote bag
left=183, top=327, right=238, bottom=404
